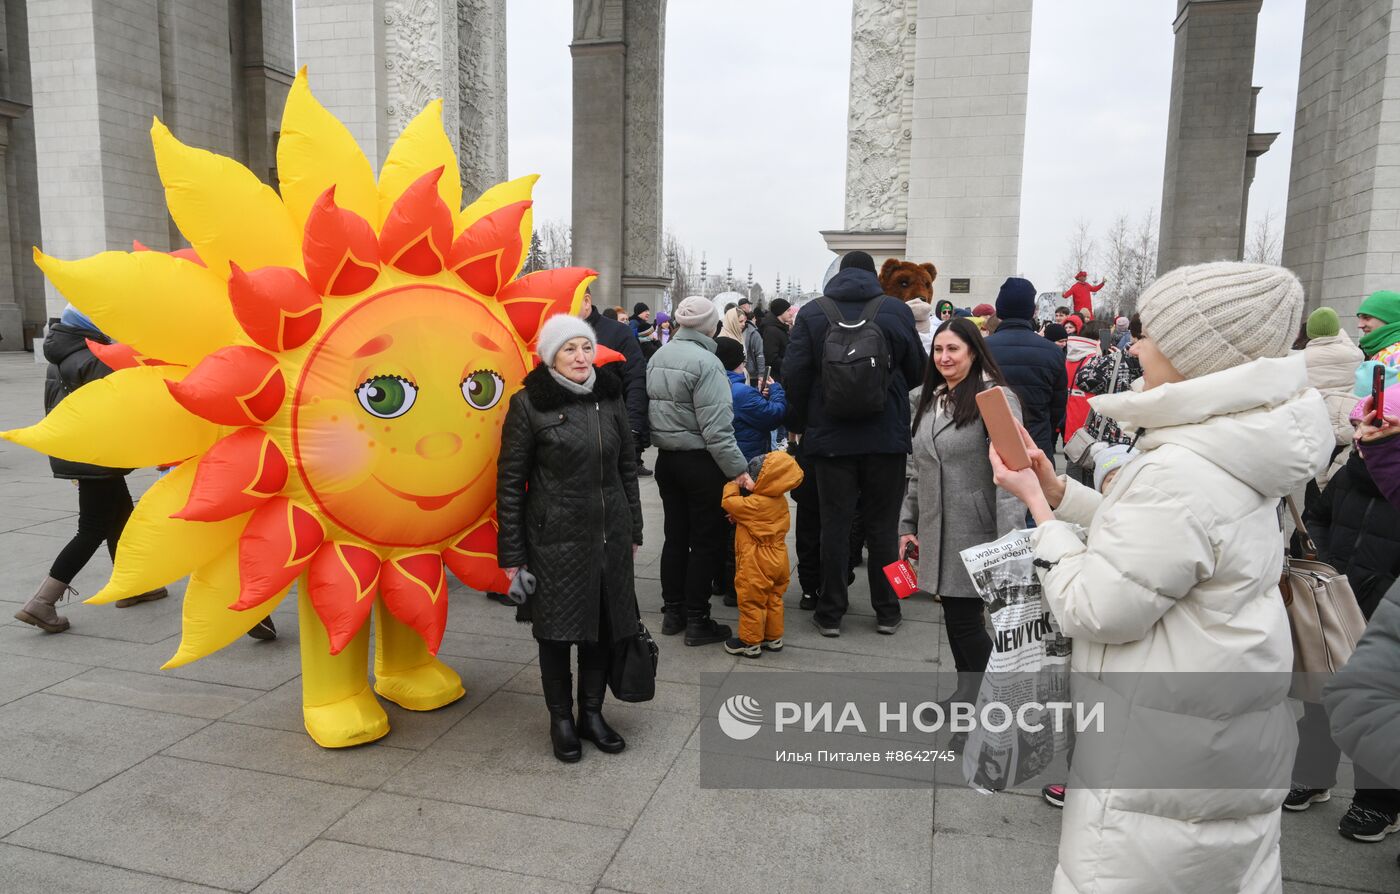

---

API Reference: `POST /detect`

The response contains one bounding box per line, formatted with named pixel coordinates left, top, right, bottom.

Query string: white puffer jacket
left=1031, top=354, right=1332, bottom=894
left=1303, top=331, right=1363, bottom=447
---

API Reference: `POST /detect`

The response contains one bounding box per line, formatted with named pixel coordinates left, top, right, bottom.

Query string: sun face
left=293, top=285, right=529, bottom=547
left=1, top=69, right=597, bottom=667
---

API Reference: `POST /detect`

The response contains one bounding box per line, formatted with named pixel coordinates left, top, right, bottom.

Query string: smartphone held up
left=976, top=386, right=1031, bottom=471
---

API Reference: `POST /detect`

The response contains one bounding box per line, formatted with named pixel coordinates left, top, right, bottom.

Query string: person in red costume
left=1063, top=271, right=1106, bottom=319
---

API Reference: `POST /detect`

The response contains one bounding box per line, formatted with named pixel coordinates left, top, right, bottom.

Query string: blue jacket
left=727, top=371, right=787, bottom=460
left=782, top=268, right=927, bottom=457
left=984, top=318, right=1067, bottom=455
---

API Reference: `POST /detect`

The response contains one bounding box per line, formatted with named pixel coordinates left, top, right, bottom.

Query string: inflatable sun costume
left=2, top=71, right=596, bottom=748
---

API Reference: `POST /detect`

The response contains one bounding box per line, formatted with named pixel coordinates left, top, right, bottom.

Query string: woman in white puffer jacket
left=991, top=263, right=1333, bottom=894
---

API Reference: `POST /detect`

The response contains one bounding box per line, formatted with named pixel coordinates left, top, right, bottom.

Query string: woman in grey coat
left=899, top=317, right=1023, bottom=682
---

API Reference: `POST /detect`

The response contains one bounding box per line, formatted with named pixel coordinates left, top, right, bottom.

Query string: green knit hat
left=1358, top=290, right=1400, bottom=324
left=1306, top=307, right=1340, bottom=339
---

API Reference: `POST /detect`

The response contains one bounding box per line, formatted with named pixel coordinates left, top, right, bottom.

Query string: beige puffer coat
left=1303, top=331, right=1363, bottom=448
left=1030, top=354, right=1332, bottom=894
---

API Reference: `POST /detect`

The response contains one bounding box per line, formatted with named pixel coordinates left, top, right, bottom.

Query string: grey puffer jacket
left=496, top=365, right=642, bottom=644
left=1325, top=578, right=1400, bottom=789
left=645, top=327, right=747, bottom=477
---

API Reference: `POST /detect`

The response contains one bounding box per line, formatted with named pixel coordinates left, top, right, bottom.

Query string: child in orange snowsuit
left=720, top=450, right=804, bottom=657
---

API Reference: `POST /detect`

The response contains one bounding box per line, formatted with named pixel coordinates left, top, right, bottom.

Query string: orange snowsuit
left=721, top=451, right=804, bottom=646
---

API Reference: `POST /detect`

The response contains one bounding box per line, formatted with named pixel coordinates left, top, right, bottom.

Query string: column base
left=622, top=274, right=671, bottom=315
left=0, top=303, right=23, bottom=352
left=819, top=229, right=908, bottom=271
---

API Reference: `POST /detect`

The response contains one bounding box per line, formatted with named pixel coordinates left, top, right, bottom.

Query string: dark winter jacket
left=43, top=323, right=129, bottom=480
left=727, top=371, right=787, bottom=461
left=759, top=315, right=790, bottom=382
left=781, top=268, right=926, bottom=457
left=586, top=305, right=648, bottom=444
left=984, top=318, right=1068, bottom=455
left=496, top=365, right=642, bottom=644
left=1361, top=434, right=1400, bottom=509
left=1306, top=450, right=1400, bottom=618
left=1324, top=576, right=1400, bottom=789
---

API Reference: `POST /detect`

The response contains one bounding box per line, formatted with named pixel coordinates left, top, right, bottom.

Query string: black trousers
left=49, top=477, right=133, bottom=585
left=790, top=444, right=823, bottom=595
left=811, top=453, right=903, bottom=627
left=941, top=597, right=993, bottom=673
left=1293, top=700, right=1400, bottom=812
left=655, top=449, right=727, bottom=615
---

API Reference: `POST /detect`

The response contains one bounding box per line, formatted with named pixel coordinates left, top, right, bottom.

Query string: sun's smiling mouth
left=372, top=475, right=473, bottom=511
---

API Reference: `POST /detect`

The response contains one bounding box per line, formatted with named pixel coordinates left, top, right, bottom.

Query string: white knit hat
left=536, top=313, right=596, bottom=366
left=1137, top=262, right=1304, bottom=380
left=673, top=295, right=720, bottom=333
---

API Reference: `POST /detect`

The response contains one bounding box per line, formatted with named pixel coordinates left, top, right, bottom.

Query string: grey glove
left=506, top=568, right=535, bottom=606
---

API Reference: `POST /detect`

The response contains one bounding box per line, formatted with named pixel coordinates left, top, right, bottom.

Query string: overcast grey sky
left=507, top=0, right=1306, bottom=295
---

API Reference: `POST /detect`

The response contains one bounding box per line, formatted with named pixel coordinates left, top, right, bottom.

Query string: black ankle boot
left=685, top=610, right=731, bottom=646
left=542, top=676, right=581, bottom=763
left=576, top=667, right=626, bottom=754
left=661, top=604, right=686, bottom=636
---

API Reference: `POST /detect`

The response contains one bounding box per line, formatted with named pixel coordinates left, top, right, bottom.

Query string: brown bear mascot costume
left=879, top=258, right=939, bottom=352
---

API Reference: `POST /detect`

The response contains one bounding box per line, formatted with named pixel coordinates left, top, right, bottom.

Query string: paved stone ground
left=0, top=353, right=1392, bottom=893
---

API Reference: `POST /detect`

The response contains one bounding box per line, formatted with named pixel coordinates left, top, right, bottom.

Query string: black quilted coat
left=496, top=364, right=643, bottom=644
left=1308, top=449, right=1400, bottom=618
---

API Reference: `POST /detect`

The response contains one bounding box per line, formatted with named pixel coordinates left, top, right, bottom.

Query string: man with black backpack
left=782, top=251, right=927, bottom=636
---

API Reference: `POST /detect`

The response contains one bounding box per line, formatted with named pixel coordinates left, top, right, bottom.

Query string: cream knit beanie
left=674, top=295, right=720, bottom=333
left=536, top=313, right=596, bottom=366
left=1137, top=262, right=1303, bottom=380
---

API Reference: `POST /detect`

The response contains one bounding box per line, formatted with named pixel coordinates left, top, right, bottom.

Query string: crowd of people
left=18, top=247, right=1400, bottom=890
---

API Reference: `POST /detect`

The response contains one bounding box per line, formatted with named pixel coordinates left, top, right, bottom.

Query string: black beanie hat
left=839, top=250, right=876, bottom=274
left=995, top=277, right=1037, bottom=321
left=714, top=336, right=745, bottom=371
left=632, top=302, right=649, bottom=317
left=1042, top=323, right=1068, bottom=342
left=769, top=298, right=792, bottom=317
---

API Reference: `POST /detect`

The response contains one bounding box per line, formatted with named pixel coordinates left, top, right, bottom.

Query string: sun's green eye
left=355, top=375, right=417, bottom=418
left=462, top=370, right=504, bottom=410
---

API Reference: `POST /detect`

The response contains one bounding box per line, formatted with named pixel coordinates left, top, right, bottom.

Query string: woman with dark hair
left=898, top=317, right=1024, bottom=684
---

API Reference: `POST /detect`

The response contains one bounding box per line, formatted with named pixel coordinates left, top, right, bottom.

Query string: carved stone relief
left=459, top=0, right=508, bottom=198
left=623, top=0, right=664, bottom=276
left=844, top=0, right=915, bottom=231
left=385, top=0, right=458, bottom=148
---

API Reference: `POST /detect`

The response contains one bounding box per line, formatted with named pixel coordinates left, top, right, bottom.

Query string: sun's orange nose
left=415, top=431, right=462, bottom=460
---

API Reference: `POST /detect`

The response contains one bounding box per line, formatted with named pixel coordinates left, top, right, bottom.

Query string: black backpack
left=815, top=296, right=892, bottom=419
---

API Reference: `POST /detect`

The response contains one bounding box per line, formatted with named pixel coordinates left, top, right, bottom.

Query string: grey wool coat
left=898, top=383, right=1025, bottom=599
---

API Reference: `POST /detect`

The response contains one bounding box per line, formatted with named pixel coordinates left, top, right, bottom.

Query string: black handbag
left=609, top=621, right=658, bottom=702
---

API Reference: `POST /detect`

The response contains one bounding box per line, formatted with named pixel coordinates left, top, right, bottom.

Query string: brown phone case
left=975, top=386, right=1031, bottom=471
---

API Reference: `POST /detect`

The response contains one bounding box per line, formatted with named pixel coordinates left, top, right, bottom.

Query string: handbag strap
left=1286, top=496, right=1318, bottom=560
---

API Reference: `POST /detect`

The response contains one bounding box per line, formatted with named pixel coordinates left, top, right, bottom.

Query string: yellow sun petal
left=1, top=366, right=219, bottom=468
left=458, top=175, right=535, bottom=282
left=87, top=459, right=249, bottom=604
left=151, top=119, right=301, bottom=277
left=161, top=548, right=285, bottom=669
left=377, top=99, right=463, bottom=230
left=277, top=68, right=378, bottom=230
left=34, top=248, right=241, bottom=365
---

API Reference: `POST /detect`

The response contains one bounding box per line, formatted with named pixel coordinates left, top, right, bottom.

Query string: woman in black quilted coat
left=497, top=314, right=643, bottom=763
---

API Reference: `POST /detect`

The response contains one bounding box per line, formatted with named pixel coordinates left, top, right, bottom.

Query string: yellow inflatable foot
left=302, top=685, right=390, bottom=748
left=374, top=657, right=466, bottom=711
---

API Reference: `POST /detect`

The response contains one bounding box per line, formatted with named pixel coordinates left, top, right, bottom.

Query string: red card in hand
left=884, top=559, right=919, bottom=599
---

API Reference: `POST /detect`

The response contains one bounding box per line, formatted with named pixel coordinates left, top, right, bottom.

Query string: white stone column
left=234, top=0, right=296, bottom=186
left=1157, top=0, right=1262, bottom=272
left=294, top=1, right=390, bottom=166
left=905, top=0, right=1032, bottom=302
left=571, top=0, right=627, bottom=309
left=28, top=0, right=168, bottom=319
left=822, top=0, right=917, bottom=269
left=458, top=0, right=508, bottom=199
left=621, top=0, right=667, bottom=313
left=1282, top=0, right=1400, bottom=317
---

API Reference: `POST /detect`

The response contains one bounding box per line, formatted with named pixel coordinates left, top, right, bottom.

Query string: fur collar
left=523, top=362, right=622, bottom=411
